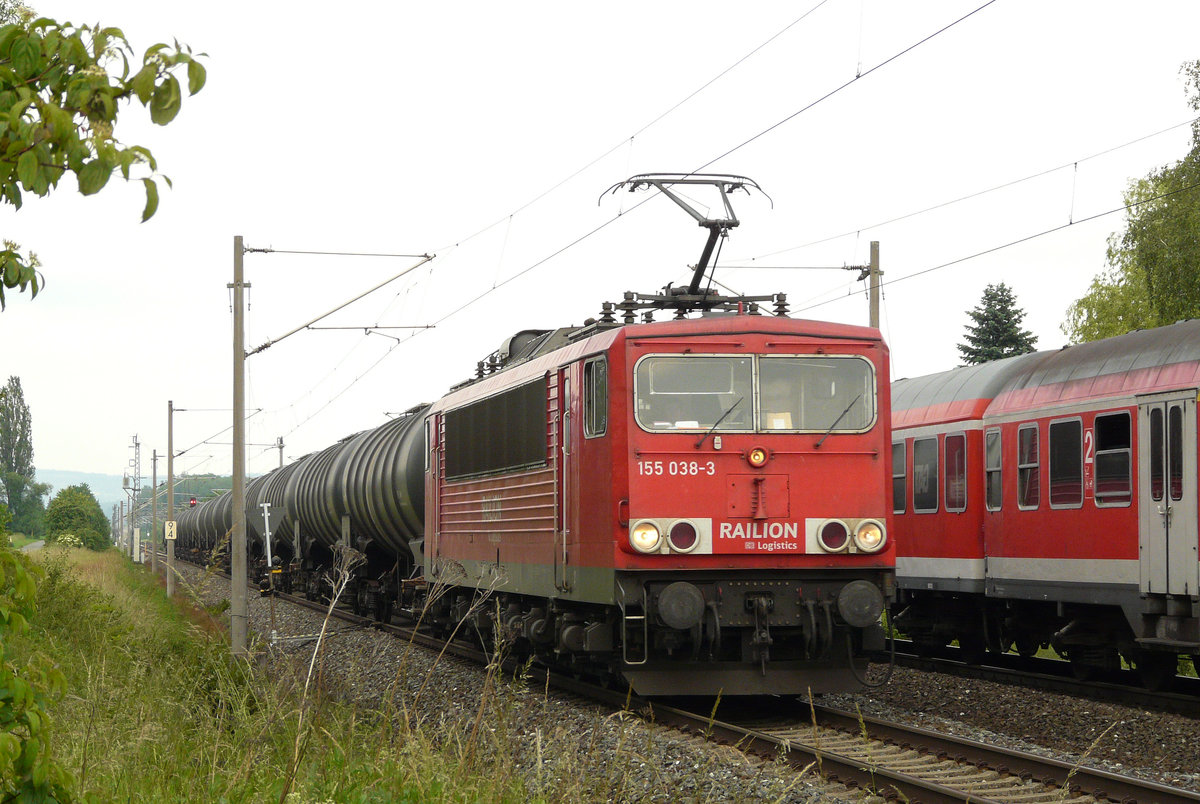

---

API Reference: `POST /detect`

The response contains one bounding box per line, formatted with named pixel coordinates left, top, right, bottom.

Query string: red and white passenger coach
left=891, top=319, right=1200, bottom=688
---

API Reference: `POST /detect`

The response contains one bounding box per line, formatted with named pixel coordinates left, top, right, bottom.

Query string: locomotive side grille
left=436, top=374, right=559, bottom=540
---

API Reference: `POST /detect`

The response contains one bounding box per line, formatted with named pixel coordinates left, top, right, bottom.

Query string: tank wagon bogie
left=891, top=319, right=1200, bottom=689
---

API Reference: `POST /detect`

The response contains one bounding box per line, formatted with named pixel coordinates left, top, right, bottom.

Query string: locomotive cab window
left=583, top=357, right=608, bottom=438
left=633, top=353, right=876, bottom=434
left=985, top=429, right=1001, bottom=511
left=1018, top=424, right=1039, bottom=509
left=1049, top=418, right=1083, bottom=508
left=759, top=355, right=875, bottom=432
left=944, top=433, right=966, bottom=513
left=635, top=355, right=753, bottom=431
left=1093, top=411, right=1131, bottom=507
left=892, top=442, right=906, bottom=514
left=912, top=437, right=938, bottom=513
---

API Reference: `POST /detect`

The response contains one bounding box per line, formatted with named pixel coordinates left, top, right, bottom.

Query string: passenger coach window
left=912, top=437, right=938, bottom=513
left=583, top=358, right=608, bottom=437
left=892, top=442, right=906, bottom=514
left=1049, top=418, right=1083, bottom=508
left=1093, top=412, right=1131, bottom=506
left=945, top=433, right=966, bottom=512
left=1018, top=424, right=1039, bottom=509
left=1170, top=405, right=1184, bottom=501
left=985, top=429, right=1001, bottom=511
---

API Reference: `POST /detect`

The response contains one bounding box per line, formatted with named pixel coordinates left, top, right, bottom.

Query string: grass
left=9, top=547, right=542, bottom=803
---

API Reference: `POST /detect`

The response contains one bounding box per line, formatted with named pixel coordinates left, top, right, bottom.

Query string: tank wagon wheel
left=373, top=596, right=393, bottom=624
left=1013, top=635, right=1040, bottom=659
left=1135, top=652, right=1178, bottom=691
left=912, top=637, right=943, bottom=658
left=956, top=634, right=986, bottom=665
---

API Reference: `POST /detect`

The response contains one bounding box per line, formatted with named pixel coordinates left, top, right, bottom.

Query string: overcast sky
left=4, top=1, right=1199, bottom=480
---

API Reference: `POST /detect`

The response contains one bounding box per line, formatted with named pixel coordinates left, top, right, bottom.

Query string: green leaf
left=16, top=151, right=37, bottom=188
left=141, top=177, right=158, bottom=222
left=149, top=74, right=181, bottom=125
left=76, top=159, right=111, bottom=195
left=187, top=59, right=206, bottom=95
left=10, top=35, right=39, bottom=79
left=131, top=64, right=156, bottom=104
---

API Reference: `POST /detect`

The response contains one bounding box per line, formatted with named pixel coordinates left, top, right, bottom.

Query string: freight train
left=890, top=319, right=1200, bottom=689
left=176, top=175, right=896, bottom=696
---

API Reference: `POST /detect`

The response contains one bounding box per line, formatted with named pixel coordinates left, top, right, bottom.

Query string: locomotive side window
left=1048, top=418, right=1083, bottom=508
left=912, top=437, right=938, bottom=513
left=985, top=429, right=1001, bottom=511
left=583, top=357, right=608, bottom=438
left=759, top=356, right=875, bottom=432
left=944, top=433, right=966, bottom=513
left=444, top=380, right=547, bottom=479
left=1093, top=412, right=1131, bottom=507
left=635, top=355, right=753, bottom=431
left=892, top=442, right=906, bottom=514
left=1018, top=424, right=1039, bottom=509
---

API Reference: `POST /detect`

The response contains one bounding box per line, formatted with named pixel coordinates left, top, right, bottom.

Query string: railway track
left=166, top=556, right=1199, bottom=803
left=876, top=640, right=1200, bottom=719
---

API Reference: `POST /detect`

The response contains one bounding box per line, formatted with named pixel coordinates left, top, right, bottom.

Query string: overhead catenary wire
left=792, top=177, right=1200, bottom=316
left=729, top=115, right=1200, bottom=262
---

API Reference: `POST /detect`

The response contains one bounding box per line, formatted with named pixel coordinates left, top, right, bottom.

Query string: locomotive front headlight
left=746, top=446, right=769, bottom=467
left=630, top=521, right=662, bottom=554
left=853, top=520, right=886, bottom=553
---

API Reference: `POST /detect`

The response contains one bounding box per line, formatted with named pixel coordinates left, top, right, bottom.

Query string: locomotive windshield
left=634, top=354, right=875, bottom=433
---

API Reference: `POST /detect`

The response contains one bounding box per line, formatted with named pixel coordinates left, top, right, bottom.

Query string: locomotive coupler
left=748, top=594, right=774, bottom=674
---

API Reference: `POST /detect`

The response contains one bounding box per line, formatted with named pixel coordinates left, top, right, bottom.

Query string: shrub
left=76, top=528, right=106, bottom=552
left=54, top=534, right=83, bottom=549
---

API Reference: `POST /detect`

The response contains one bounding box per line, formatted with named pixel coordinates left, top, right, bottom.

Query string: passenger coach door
left=1138, top=392, right=1200, bottom=596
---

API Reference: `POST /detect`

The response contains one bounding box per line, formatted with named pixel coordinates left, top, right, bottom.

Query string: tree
left=957, top=282, right=1038, bottom=365
left=0, top=5, right=206, bottom=309
left=0, top=375, right=33, bottom=516
left=1064, top=60, right=1200, bottom=343
left=44, top=483, right=108, bottom=550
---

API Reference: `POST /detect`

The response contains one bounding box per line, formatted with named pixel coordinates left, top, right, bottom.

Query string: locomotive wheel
left=1136, top=653, right=1178, bottom=691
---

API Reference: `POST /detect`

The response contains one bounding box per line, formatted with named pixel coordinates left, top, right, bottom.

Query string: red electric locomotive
left=891, top=319, right=1200, bottom=688
left=425, top=309, right=894, bottom=694
left=422, top=175, right=895, bottom=695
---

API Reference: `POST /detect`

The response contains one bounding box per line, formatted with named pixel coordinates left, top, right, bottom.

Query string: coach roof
left=892, top=319, right=1200, bottom=427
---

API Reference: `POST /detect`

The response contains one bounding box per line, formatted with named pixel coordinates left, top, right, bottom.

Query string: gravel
left=172, top=563, right=1200, bottom=801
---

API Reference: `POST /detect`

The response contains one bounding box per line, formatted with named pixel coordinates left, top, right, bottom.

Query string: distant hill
left=36, top=469, right=126, bottom=518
